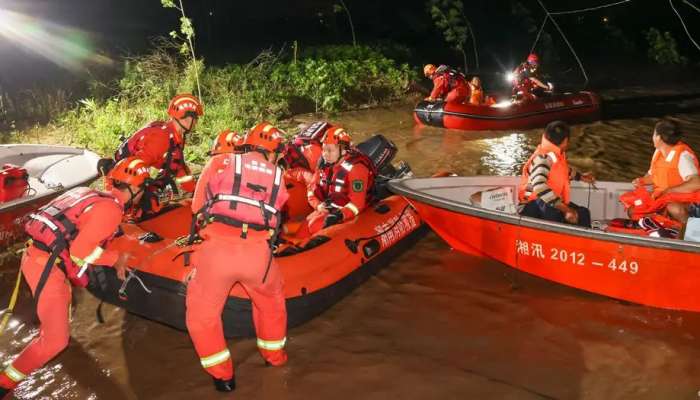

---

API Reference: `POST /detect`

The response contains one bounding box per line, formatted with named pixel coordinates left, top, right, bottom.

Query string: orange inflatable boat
left=88, top=136, right=426, bottom=337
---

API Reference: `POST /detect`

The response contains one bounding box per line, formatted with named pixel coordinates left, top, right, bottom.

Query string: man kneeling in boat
left=519, top=121, right=594, bottom=227
left=0, top=158, right=146, bottom=399
left=187, top=121, right=289, bottom=393
left=300, top=127, right=376, bottom=236
left=511, top=53, right=552, bottom=102
left=423, top=63, right=469, bottom=104
left=629, top=119, right=700, bottom=224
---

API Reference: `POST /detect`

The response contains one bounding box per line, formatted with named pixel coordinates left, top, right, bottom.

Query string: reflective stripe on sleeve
left=4, top=365, right=25, bottom=382
left=200, top=349, right=231, bottom=369
left=344, top=202, right=360, bottom=216
left=257, top=337, right=287, bottom=351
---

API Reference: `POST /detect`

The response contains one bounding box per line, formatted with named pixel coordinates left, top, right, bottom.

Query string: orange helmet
left=211, top=129, right=244, bottom=155
left=243, top=121, right=285, bottom=153
left=322, top=127, right=352, bottom=146
left=107, top=157, right=150, bottom=188
left=527, top=53, right=539, bottom=65
left=167, top=94, right=204, bottom=120
left=423, top=64, right=436, bottom=77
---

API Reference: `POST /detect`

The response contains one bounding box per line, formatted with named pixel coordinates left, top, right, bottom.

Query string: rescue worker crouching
left=423, top=63, right=469, bottom=104
left=511, top=53, right=552, bottom=102
left=111, top=93, right=203, bottom=210
left=300, top=127, right=376, bottom=236
left=630, top=119, right=700, bottom=224
left=281, top=121, right=330, bottom=186
left=210, top=129, right=245, bottom=156
left=186, top=121, right=289, bottom=393
left=0, top=158, right=148, bottom=399
left=519, top=121, right=594, bottom=227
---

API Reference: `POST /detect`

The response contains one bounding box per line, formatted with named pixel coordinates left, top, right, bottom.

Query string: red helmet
left=167, top=94, right=204, bottom=120
left=243, top=121, right=285, bottom=153
left=107, top=157, right=150, bottom=188
left=527, top=53, right=539, bottom=65
left=322, top=127, right=352, bottom=146
left=211, top=129, right=244, bottom=155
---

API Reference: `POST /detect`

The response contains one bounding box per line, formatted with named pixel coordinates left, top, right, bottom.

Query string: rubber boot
left=213, top=377, right=236, bottom=392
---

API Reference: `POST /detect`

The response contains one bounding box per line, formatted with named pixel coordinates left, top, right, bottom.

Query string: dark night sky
left=0, top=0, right=698, bottom=92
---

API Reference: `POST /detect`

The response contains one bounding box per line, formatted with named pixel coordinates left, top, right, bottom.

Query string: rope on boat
left=670, top=0, right=700, bottom=52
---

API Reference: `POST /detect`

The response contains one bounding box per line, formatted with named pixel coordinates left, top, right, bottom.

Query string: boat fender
left=684, top=218, right=700, bottom=242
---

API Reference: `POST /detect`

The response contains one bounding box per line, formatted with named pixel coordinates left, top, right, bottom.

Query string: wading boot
left=213, top=377, right=236, bottom=392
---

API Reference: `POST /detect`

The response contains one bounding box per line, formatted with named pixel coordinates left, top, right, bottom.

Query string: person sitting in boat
left=0, top=158, right=146, bottom=399
left=467, top=77, right=496, bottom=106
left=210, top=129, right=244, bottom=156
left=629, top=119, right=700, bottom=224
left=423, top=64, right=469, bottom=104
left=281, top=121, right=331, bottom=186
left=511, top=53, right=552, bottom=102
left=300, top=127, right=376, bottom=236
left=519, top=121, right=595, bottom=227
left=113, top=93, right=203, bottom=195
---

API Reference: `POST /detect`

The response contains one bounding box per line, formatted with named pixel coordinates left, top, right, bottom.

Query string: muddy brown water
left=2, top=102, right=700, bottom=399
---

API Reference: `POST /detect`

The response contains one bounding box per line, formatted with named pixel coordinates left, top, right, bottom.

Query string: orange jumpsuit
left=430, top=71, right=469, bottom=104
left=187, top=152, right=289, bottom=381
left=302, top=152, right=372, bottom=235
left=0, top=197, right=122, bottom=392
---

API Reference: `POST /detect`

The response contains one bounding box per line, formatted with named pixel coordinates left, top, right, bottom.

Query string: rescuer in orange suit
left=423, top=63, right=469, bottom=104
left=0, top=158, right=149, bottom=399
left=300, top=127, right=375, bottom=236
left=186, top=121, right=289, bottom=393
left=112, top=93, right=203, bottom=203
left=281, top=121, right=332, bottom=186
left=210, top=129, right=245, bottom=156
left=511, top=53, right=551, bottom=101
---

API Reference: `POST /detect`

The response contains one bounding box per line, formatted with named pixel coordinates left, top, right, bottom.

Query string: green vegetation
left=645, top=28, right=688, bottom=66
left=427, top=0, right=479, bottom=72
left=55, top=43, right=414, bottom=164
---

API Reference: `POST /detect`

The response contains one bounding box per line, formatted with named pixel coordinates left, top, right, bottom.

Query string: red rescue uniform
left=0, top=188, right=123, bottom=392
left=115, top=120, right=195, bottom=193
left=284, top=141, right=322, bottom=186
left=303, top=151, right=373, bottom=235
left=429, top=69, right=469, bottom=104
left=187, top=151, right=289, bottom=381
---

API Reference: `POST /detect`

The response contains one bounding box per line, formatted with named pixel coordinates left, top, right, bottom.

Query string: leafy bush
left=56, top=43, right=414, bottom=165
left=646, top=28, right=687, bottom=66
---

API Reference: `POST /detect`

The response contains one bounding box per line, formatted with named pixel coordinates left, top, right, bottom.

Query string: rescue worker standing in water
left=511, top=53, right=551, bottom=101
left=423, top=64, right=469, bottom=104
left=519, top=121, right=594, bottom=227
left=0, top=158, right=148, bottom=398
left=301, top=127, right=375, bottom=236
left=631, top=119, right=700, bottom=223
left=110, top=94, right=203, bottom=216
left=186, top=121, right=289, bottom=393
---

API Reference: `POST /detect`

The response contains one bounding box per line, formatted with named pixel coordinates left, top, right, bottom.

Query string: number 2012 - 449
left=550, top=248, right=585, bottom=265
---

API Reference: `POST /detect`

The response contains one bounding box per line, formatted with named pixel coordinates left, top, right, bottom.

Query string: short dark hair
left=654, top=119, right=681, bottom=145
left=544, top=121, right=571, bottom=145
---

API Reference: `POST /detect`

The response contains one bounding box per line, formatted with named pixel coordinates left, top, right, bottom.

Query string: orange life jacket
left=24, top=187, right=122, bottom=299
left=468, top=85, right=484, bottom=105
left=519, top=138, right=570, bottom=204
left=313, top=150, right=376, bottom=208
left=196, top=152, right=285, bottom=235
left=650, top=142, right=699, bottom=195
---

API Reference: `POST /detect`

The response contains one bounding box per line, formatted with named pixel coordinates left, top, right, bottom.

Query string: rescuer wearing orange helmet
left=186, top=121, right=290, bottom=393
left=301, top=127, right=376, bottom=236
left=111, top=94, right=203, bottom=211
left=511, top=53, right=551, bottom=101
left=281, top=121, right=332, bottom=185
left=0, top=158, right=149, bottom=398
left=423, top=63, right=469, bottom=104
left=210, top=129, right=245, bottom=156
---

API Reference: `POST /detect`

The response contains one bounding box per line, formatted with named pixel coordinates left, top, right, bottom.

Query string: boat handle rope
left=118, top=269, right=152, bottom=300
left=344, top=204, right=413, bottom=254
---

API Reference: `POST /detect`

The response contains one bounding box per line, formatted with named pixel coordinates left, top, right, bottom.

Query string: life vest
left=434, top=65, right=467, bottom=91
left=195, top=152, right=285, bottom=238
left=114, top=121, right=185, bottom=180
left=519, top=138, right=570, bottom=204
left=0, top=164, right=29, bottom=203
left=24, top=187, right=122, bottom=300
left=314, top=150, right=376, bottom=208
left=283, top=142, right=322, bottom=172
left=650, top=142, right=699, bottom=195
left=619, top=185, right=700, bottom=219
left=468, top=85, right=484, bottom=105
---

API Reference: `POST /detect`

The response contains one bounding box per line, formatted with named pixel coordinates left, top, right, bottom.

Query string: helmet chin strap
left=124, top=185, right=145, bottom=211
left=174, top=117, right=194, bottom=134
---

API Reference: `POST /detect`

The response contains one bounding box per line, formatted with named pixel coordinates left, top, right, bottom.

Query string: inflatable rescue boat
left=88, top=136, right=426, bottom=337
left=389, top=176, right=700, bottom=312
left=414, top=91, right=601, bottom=131
left=0, top=145, right=101, bottom=248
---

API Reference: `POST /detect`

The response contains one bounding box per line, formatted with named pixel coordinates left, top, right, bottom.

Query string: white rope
left=530, top=15, right=550, bottom=54
left=535, top=0, right=589, bottom=85
left=670, top=0, right=700, bottom=51
left=683, top=0, right=700, bottom=13
left=550, top=0, right=633, bottom=15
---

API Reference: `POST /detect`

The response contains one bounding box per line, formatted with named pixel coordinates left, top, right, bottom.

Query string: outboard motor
left=356, top=134, right=412, bottom=199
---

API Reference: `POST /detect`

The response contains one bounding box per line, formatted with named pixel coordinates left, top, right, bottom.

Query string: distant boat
left=0, top=144, right=101, bottom=248
left=414, top=91, right=601, bottom=131
left=389, top=176, right=700, bottom=312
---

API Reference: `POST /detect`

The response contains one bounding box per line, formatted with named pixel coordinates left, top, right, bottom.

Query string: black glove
left=323, top=209, right=343, bottom=228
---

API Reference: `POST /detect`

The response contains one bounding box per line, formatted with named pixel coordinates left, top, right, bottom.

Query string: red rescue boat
left=389, top=176, right=700, bottom=312
left=414, top=91, right=601, bottom=131
left=0, top=145, right=100, bottom=248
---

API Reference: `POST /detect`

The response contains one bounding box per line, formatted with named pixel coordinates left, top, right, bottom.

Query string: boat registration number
left=544, top=101, right=565, bottom=109
left=515, top=240, right=639, bottom=275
